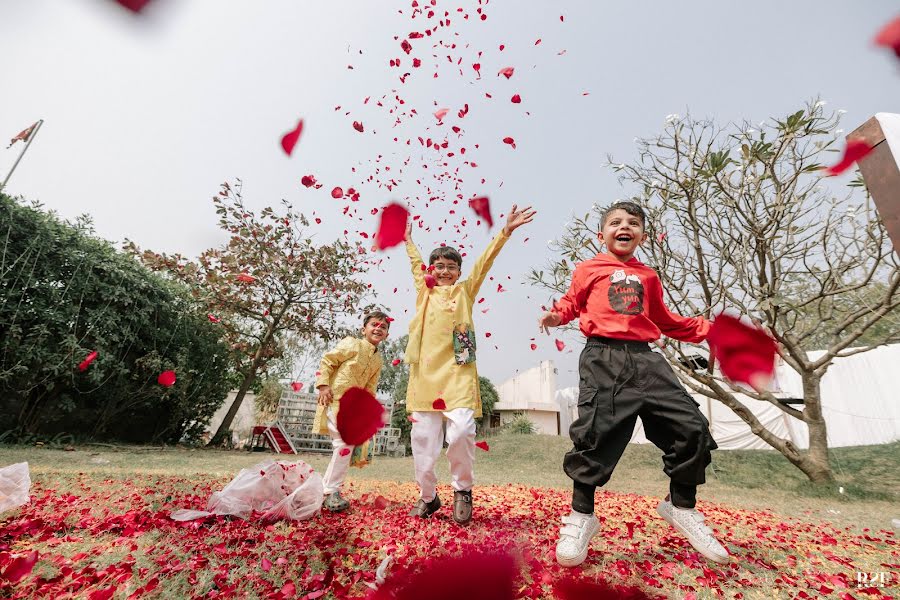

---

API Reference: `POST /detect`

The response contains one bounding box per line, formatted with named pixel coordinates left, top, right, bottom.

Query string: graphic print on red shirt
left=608, top=269, right=644, bottom=315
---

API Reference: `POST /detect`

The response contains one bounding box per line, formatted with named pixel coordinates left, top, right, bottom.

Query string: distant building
left=494, top=361, right=570, bottom=435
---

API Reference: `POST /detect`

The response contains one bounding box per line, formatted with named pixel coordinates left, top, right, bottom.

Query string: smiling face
left=431, top=258, right=462, bottom=286
left=362, top=315, right=389, bottom=346
left=600, top=208, right=647, bottom=262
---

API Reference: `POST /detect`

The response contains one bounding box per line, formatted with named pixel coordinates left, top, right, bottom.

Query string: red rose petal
left=822, top=139, right=873, bottom=176
left=375, top=203, right=409, bottom=250
left=530, top=343, right=537, bottom=351
left=475, top=441, right=490, bottom=451
left=373, top=495, right=390, bottom=509
left=874, top=16, right=900, bottom=58
left=707, top=313, right=777, bottom=391
left=339, top=447, right=351, bottom=457
left=555, top=339, right=565, bottom=352
left=114, top=0, right=152, bottom=12
left=424, top=274, right=436, bottom=288
left=78, top=350, right=99, bottom=372
left=157, top=370, right=176, bottom=387
left=467, top=196, right=493, bottom=227
left=280, top=119, right=304, bottom=156
left=336, top=387, right=385, bottom=445
left=554, top=576, right=655, bottom=600
left=502, top=136, right=516, bottom=149
left=391, top=358, right=402, bottom=366
left=261, top=557, right=272, bottom=572
left=301, top=174, right=317, bottom=188
left=279, top=581, right=296, bottom=597
left=434, top=108, right=449, bottom=121
left=88, top=587, right=115, bottom=600
left=207, top=314, right=220, bottom=323
left=373, top=551, right=516, bottom=600
left=510, top=94, right=521, bottom=104
left=353, top=121, right=364, bottom=133
left=407, top=415, right=417, bottom=423
left=236, top=273, right=256, bottom=283
left=1, top=550, right=38, bottom=584
left=290, top=382, right=303, bottom=392
left=498, top=67, right=514, bottom=79
left=331, top=187, right=344, bottom=199
left=432, top=398, right=446, bottom=410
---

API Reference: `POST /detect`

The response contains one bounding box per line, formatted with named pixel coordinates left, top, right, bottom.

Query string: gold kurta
left=404, top=230, right=510, bottom=415
left=312, top=336, right=382, bottom=436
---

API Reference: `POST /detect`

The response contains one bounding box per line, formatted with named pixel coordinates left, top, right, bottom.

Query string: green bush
left=503, top=413, right=536, bottom=435
left=0, top=193, right=232, bottom=443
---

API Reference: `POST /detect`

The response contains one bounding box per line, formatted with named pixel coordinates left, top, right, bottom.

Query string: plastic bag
left=0, top=462, right=31, bottom=514
left=171, top=460, right=323, bottom=522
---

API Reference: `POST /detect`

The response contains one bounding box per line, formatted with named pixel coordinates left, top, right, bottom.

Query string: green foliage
left=503, top=413, right=536, bottom=435
left=378, top=334, right=409, bottom=396
left=390, top=368, right=411, bottom=450
left=0, top=193, right=232, bottom=443
left=478, top=376, right=499, bottom=420
left=128, top=180, right=375, bottom=444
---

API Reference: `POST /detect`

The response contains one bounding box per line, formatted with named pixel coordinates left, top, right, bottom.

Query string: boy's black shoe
left=452, top=490, right=472, bottom=524
left=410, top=495, right=441, bottom=518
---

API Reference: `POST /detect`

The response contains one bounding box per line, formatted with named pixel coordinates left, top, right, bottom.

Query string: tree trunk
left=796, top=373, right=834, bottom=483
left=699, top=375, right=834, bottom=482
left=208, top=321, right=277, bottom=447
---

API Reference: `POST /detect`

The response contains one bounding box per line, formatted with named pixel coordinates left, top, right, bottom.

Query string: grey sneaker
left=409, top=495, right=442, bottom=518
left=657, top=498, right=730, bottom=564
left=324, top=491, right=350, bottom=513
left=555, top=511, right=600, bottom=567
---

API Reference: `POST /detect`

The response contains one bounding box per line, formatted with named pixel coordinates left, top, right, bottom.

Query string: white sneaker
left=555, top=511, right=600, bottom=567
left=657, top=499, right=730, bottom=564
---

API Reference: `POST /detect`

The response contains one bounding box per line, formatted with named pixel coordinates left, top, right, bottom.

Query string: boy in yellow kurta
left=404, top=204, right=535, bottom=524
left=313, top=311, right=389, bottom=512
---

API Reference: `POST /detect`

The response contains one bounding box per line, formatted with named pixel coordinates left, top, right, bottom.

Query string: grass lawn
left=1, top=436, right=897, bottom=599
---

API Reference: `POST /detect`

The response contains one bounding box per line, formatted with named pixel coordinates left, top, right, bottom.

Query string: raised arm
left=405, top=222, right=425, bottom=291
left=463, top=204, right=535, bottom=298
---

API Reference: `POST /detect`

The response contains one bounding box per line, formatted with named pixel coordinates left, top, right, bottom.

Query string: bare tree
left=530, top=101, right=900, bottom=482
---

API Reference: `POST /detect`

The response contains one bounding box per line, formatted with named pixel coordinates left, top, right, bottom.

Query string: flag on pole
left=7, top=122, right=39, bottom=149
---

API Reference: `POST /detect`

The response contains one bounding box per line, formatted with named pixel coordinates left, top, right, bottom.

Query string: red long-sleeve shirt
left=552, top=253, right=710, bottom=343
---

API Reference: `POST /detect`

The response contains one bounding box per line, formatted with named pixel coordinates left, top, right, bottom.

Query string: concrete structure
left=494, top=361, right=569, bottom=435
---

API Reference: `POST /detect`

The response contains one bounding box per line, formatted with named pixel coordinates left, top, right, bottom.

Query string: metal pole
left=2, top=119, right=43, bottom=190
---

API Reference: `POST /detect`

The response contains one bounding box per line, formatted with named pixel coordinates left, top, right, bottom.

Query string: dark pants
left=564, top=337, right=717, bottom=513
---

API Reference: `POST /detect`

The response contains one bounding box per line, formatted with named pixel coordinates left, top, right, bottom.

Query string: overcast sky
left=2, top=1, right=899, bottom=389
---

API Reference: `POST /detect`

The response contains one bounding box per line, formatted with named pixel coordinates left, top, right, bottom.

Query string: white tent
left=555, top=344, right=900, bottom=450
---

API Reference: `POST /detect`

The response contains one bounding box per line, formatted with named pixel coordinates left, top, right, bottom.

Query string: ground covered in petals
left=2, top=467, right=896, bottom=599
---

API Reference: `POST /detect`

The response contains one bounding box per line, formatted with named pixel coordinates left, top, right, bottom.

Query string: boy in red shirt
left=538, top=201, right=729, bottom=567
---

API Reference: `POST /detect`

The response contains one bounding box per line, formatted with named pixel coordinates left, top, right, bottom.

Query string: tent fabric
left=555, top=344, right=900, bottom=450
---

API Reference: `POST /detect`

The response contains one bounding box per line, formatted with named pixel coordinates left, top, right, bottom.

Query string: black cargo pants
left=563, top=337, right=717, bottom=512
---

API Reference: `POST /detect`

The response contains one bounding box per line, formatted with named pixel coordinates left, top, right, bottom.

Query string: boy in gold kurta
left=404, top=205, right=535, bottom=524
left=313, top=311, right=390, bottom=512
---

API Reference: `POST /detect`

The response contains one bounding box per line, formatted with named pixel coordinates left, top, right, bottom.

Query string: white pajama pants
left=411, top=407, right=476, bottom=502
left=321, top=405, right=352, bottom=495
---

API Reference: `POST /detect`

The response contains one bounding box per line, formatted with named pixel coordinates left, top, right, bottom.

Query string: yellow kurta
left=312, top=336, right=382, bottom=436
left=404, top=230, right=510, bottom=415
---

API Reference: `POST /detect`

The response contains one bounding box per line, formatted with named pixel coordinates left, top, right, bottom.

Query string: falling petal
left=280, top=119, right=304, bottom=156
left=157, top=370, right=176, bottom=387
left=78, top=351, right=99, bottom=372
left=375, top=203, right=410, bottom=250
left=821, top=139, right=873, bottom=176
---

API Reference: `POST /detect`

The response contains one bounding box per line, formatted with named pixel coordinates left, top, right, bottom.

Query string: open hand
left=538, top=311, right=561, bottom=334
left=503, top=204, right=536, bottom=235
